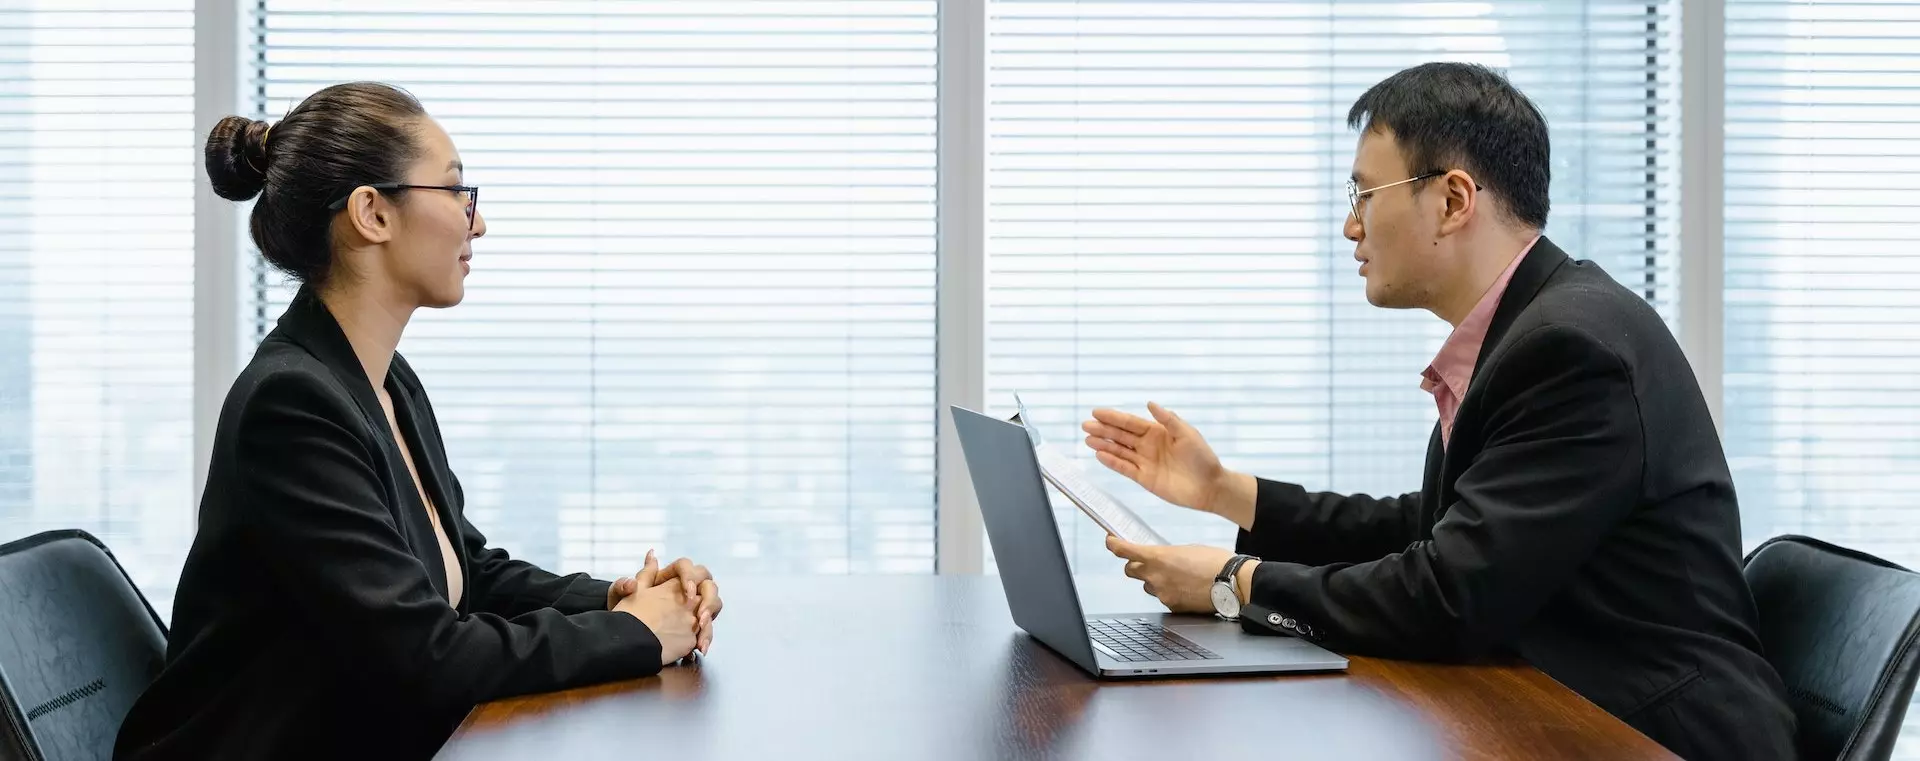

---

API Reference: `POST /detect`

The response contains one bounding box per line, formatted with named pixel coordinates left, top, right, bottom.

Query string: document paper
left=1012, top=392, right=1168, bottom=546
left=1033, top=445, right=1170, bottom=546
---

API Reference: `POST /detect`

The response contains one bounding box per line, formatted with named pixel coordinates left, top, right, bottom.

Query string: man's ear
left=1436, top=169, right=1478, bottom=237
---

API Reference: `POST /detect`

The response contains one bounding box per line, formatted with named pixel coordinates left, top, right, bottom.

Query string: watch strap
left=1217, top=553, right=1254, bottom=586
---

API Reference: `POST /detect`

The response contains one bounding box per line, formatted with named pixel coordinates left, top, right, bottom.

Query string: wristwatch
left=1211, top=554, right=1257, bottom=620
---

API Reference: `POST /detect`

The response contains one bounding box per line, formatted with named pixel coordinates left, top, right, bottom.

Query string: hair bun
left=205, top=115, right=272, bottom=201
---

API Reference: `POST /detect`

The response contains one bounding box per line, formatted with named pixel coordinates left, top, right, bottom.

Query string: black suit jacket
left=1237, top=238, right=1797, bottom=760
left=113, top=289, right=664, bottom=761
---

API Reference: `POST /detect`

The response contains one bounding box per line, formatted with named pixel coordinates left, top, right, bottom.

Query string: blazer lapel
left=1418, top=421, right=1445, bottom=536
left=268, top=287, right=453, bottom=598
left=387, top=377, right=464, bottom=566
left=272, top=286, right=388, bottom=435
left=1473, top=235, right=1570, bottom=371
left=1426, top=236, right=1571, bottom=528
left=1448, top=237, right=1572, bottom=433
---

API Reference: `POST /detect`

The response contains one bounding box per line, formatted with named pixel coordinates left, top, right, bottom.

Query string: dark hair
left=1347, top=62, right=1550, bottom=229
left=204, top=82, right=429, bottom=288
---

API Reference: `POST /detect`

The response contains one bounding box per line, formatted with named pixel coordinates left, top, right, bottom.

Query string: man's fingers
left=1090, top=407, right=1153, bottom=437
left=1123, top=560, right=1149, bottom=581
left=1081, top=421, right=1142, bottom=449
left=1093, top=450, right=1142, bottom=479
left=1146, top=402, right=1193, bottom=437
left=1105, top=534, right=1149, bottom=561
left=1085, top=435, right=1146, bottom=465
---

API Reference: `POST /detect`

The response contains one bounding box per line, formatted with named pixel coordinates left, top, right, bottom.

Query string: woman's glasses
left=326, top=183, right=479, bottom=231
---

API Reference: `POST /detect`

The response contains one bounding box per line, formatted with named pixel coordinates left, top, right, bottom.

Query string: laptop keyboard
left=1086, top=618, right=1223, bottom=662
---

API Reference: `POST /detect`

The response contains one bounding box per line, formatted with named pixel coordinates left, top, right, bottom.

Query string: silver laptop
left=951, top=405, right=1349, bottom=678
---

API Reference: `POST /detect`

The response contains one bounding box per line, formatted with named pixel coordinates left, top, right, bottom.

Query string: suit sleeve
left=1236, top=480, right=1423, bottom=566
left=1243, top=324, right=1645, bottom=660
left=239, top=373, right=664, bottom=713
left=452, top=474, right=618, bottom=617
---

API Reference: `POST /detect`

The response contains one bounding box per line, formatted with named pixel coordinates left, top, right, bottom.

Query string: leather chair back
left=0, top=530, right=167, bottom=761
left=1746, top=535, right=1920, bottom=761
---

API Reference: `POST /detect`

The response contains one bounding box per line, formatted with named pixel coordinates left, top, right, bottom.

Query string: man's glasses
left=326, top=183, right=479, bottom=231
left=1346, top=172, right=1443, bottom=224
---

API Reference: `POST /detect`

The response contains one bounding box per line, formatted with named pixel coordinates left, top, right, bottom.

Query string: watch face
left=1210, top=581, right=1240, bottom=619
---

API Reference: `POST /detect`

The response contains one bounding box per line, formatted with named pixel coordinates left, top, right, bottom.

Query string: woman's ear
left=343, top=186, right=394, bottom=245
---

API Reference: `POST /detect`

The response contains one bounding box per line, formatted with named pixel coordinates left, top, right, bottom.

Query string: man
left=1081, top=63, right=1796, bottom=760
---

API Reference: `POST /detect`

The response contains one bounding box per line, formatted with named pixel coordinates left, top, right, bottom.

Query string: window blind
left=982, top=0, right=1680, bottom=569
left=248, top=0, right=938, bottom=576
left=0, top=1, right=195, bottom=614
left=1725, top=0, right=1920, bottom=564
left=1724, top=3, right=1920, bottom=753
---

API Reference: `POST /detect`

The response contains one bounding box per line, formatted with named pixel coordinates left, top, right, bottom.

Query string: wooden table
left=439, top=576, right=1675, bottom=761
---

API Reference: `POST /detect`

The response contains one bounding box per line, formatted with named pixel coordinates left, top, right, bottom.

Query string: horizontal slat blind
left=248, top=0, right=938, bottom=576
left=1725, top=0, right=1920, bottom=563
left=1724, top=3, right=1920, bottom=754
left=983, top=0, right=1680, bottom=569
left=0, top=1, right=195, bottom=616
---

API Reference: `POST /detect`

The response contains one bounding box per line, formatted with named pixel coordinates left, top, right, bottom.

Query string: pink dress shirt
left=1420, top=235, right=1542, bottom=448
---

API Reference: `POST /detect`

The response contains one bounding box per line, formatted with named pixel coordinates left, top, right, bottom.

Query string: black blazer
left=1237, top=238, right=1797, bottom=760
left=113, top=289, right=664, bottom=761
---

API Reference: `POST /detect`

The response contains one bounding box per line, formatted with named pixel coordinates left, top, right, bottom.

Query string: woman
left=113, top=82, right=722, bottom=760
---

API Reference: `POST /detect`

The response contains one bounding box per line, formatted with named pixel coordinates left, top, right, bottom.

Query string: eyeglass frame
left=1345, top=170, right=1488, bottom=230
left=1346, top=171, right=1444, bottom=224
left=325, top=183, right=480, bottom=232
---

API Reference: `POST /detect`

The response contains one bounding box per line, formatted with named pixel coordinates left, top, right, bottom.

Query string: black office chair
left=0, top=530, right=167, bottom=761
left=1745, top=535, right=1920, bottom=761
